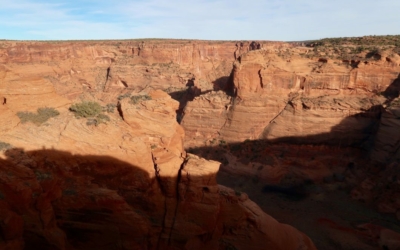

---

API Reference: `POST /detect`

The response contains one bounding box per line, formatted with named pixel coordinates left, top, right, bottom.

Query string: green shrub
left=117, top=93, right=132, bottom=100
left=38, top=107, right=60, bottom=117
left=17, top=107, right=60, bottom=125
left=70, top=101, right=112, bottom=126
left=117, top=93, right=152, bottom=104
left=0, top=141, right=12, bottom=151
left=16, top=111, right=36, bottom=123
left=69, top=101, right=102, bottom=118
left=130, top=95, right=152, bottom=104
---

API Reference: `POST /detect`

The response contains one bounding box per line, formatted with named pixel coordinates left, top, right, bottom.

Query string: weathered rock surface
left=181, top=47, right=400, bottom=227
left=346, top=103, right=400, bottom=221
left=370, top=104, right=400, bottom=163
left=0, top=40, right=285, bottom=104
left=0, top=68, right=316, bottom=250
left=181, top=49, right=399, bottom=147
left=4, top=37, right=400, bottom=249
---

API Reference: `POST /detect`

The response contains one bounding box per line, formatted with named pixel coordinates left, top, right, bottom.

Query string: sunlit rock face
left=181, top=49, right=400, bottom=148
left=0, top=40, right=284, bottom=102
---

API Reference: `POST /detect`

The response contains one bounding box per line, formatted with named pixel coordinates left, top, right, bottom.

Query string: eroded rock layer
left=181, top=47, right=400, bottom=226
left=0, top=75, right=315, bottom=249
left=182, top=49, right=399, bottom=147
left=0, top=40, right=287, bottom=104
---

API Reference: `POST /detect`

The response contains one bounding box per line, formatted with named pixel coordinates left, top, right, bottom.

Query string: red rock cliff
left=181, top=49, right=399, bottom=147
left=0, top=62, right=316, bottom=250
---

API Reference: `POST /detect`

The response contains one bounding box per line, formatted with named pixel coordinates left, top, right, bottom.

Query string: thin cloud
left=0, top=0, right=399, bottom=40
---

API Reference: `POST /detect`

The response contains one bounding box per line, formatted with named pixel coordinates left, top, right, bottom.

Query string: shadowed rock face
left=1, top=148, right=316, bottom=250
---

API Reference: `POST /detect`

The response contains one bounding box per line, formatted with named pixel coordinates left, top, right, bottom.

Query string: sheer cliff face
left=0, top=41, right=315, bottom=249
left=181, top=49, right=399, bottom=147
left=180, top=47, right=400, bottom=225
left=0, top=40, right=289, bottom=105
left=0, top=40, right=240, bottom=103
left=353, top=104, right=400, bottom=221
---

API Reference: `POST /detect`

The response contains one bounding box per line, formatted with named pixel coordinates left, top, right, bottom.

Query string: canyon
left=1, top=37, right=400, bottom=249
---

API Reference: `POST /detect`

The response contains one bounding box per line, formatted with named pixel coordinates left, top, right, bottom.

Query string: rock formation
left=3, top=37, right=400, bottom=249
left=181, top=49, right=399, bottom=148
left=180, top=43, right=400, bottom=245
left=0, top=40, right=281, bottom=101
left=0, top=64, right=316, bottom=249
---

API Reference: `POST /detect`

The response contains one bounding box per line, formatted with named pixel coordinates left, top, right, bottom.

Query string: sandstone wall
left=0, top=73, right=315, bottom=249
left=182, top=49, right=399, bottom=147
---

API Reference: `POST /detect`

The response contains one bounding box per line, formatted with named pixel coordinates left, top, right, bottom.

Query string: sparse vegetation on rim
left=104, top=103, right=116, bottom=113
left=117, top=93, right=132, bottom=101
left=69, top=101, right=110, bottom=126
left=17, top=107, right=60, bottom=125
left=292, top=35, right=400, bottom=60
left=117, top=93, right=152, bottom=104
left=129, top=94, right=152, bottom=104
left=86, top=114, right=111, bottom=126
left=0, top=141, right=12, bottom=151
left=69, top=101, right=102, bottom=118
left=304, top=35, right=400, bottom=47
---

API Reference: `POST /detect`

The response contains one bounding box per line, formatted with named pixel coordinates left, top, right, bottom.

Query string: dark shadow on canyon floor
left=184, top=101, right=400, bottom=249
left=382, top=73, right=400, bottom=99
left=0, top=148, right=219, bottom=250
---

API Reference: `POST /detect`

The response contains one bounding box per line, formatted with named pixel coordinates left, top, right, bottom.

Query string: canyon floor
left=218, top=169, right=400, bottom=250
left=187, top=140, right=400, bottom=249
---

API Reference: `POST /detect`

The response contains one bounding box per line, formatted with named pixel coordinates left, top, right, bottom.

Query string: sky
left=0, top=0, right=399, bottom=41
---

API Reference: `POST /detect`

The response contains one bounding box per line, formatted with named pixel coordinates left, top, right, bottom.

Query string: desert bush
left=117, top=93, right=132, bottom=101
left=104, top=103, right=116, bottom=113
left=0, top=141, right=12, bottom=151
left=130, top=95, right=152, bottom=104
left=86, top=119, right=98, bottom=126
left=235, top=190, right=242, bottom=196
left=17, top=107, right=60, bottom=125
left=16, top=111, right=36, bottom=123
left=38, top=107, right=59, bottom=116
left=389, top=99, right=400, bottom=107
left=70, top=101, right=112, bottom=126
left=69, top=101, right=102, bottom=118
left=97, top=113, right=110, bottom=122
left=355, top=46, right=365, bottom=53
left=34, top=170, right=52, bottom=181
left=85, top=113, right=110, bottom=126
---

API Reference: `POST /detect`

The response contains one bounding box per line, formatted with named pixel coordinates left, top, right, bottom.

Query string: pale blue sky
left=0, top=0, right=399, bottom=41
